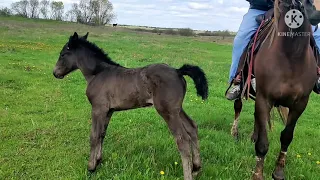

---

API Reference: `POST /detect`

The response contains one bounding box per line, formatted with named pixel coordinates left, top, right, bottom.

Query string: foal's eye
left=61, top=52, right=67, bottom=57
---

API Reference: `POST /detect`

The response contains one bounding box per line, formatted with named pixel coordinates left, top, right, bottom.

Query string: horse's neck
left=274, top=17, right=310, bottom=57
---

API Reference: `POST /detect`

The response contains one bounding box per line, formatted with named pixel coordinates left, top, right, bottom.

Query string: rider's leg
left=226, top=8, right=266, bottom=100
left=311, top=25, right=320, bottom=93
left=312, top=25, right=320, bottom=50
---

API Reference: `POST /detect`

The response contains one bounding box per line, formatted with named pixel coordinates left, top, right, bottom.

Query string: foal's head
left=53, top=32, right=120, bottom=79
left=53, top=32, right=89, bottom=79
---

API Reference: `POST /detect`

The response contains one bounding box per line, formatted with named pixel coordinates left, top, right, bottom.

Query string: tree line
left=0, top=0, right=116, bottom=25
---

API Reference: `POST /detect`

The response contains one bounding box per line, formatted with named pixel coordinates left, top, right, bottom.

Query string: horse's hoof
left=231, top=131, right=239, bottom=141
left=232, top=133, right=239, bottom=139
left=272, top=171, right=284, bottom=180
left=234, top=134, right=240, bottom=142
left=252, top=173, right=264, bottom=180
left=251, top=133, right=258, bottom=143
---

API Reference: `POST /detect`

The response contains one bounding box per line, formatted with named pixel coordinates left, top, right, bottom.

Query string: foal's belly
left=111, top=96, right=153, bottom=111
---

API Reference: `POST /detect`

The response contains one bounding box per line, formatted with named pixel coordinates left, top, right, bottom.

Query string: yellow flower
left=316, top=161, right=320, bottom=165
left=174, top=162, right=178, bottom=165
left=160, top=171, right=165, bottom=175
left=297, top=154, right=301, bottom=158
left=308, top=152, right=312, bottom=156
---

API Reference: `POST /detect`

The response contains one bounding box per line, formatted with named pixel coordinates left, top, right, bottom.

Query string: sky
left=0, top=0, right=251, bottom=31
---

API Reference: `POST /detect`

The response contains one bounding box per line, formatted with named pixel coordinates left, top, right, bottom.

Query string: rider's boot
left=314, top=67, right=320, bottom=94
left=226, top=74, right=242, bottom=100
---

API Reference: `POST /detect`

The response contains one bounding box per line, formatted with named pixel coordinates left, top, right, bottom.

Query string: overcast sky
left=0, top=0, right=250, bottom=31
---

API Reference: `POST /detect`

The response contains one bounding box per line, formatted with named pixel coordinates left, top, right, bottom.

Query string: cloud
left=1, top=0, right=252, bottom=31
left=187, top=2, right=213, bottom=10
left=226, top=7, right=248, bottom=13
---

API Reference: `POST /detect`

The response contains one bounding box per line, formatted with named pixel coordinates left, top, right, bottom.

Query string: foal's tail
left=177, top=64, right=208, bottom=100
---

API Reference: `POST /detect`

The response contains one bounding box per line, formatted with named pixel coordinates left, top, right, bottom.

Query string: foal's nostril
left=53, top=71, right=57, bottom=78
left=53, top=70, right=64, bottom=79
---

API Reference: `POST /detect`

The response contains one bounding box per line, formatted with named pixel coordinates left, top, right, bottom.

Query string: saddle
left=229, top=8, right=320, bottom=100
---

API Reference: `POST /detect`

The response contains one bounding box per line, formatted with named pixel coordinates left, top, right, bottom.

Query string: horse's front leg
left=272, top=97, right=309, bottom=180
left=252, top=95, right=272, bottom=180
left=231, top=99, right=242, bottom=140
left=88, top=105, right=111, bottom=172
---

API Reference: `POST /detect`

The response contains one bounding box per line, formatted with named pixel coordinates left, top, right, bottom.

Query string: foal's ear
left=72, top=32, right=79, bottom=40
left=83, top=32, right=89, bottom=40
left=68, top=32, right=79, bottom=48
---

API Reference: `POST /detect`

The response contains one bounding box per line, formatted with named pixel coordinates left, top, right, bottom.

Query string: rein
left=246, top=19, right=265, bottom=99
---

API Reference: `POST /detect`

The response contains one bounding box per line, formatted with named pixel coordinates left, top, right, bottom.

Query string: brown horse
left=53, top=32, right=208, bottom=180
left=248, top=0, right=319, bottom=179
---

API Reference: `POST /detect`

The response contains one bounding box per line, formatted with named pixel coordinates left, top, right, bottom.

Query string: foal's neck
left=79, top=54, right=123, bottom=84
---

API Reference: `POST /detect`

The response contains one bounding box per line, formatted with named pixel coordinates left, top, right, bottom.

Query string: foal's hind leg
left=272, top=97, right=309, bottom=180
left=156, top=107, right=193, bottom=180
left=180, top=109, right=201, bottom=174
left=88, top=106, right=112, bottom=171
left=231, top=99, right=242, bottom=140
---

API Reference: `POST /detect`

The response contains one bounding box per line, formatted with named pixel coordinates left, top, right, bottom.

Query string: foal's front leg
left=88, top=106, right=111, bottom=171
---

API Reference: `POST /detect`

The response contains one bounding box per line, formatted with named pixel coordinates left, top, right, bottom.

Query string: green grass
left=0, top=16, right=320, bottom=180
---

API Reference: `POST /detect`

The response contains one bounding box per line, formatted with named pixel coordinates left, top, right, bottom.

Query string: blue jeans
left=228, top=8, right=320, bottom=83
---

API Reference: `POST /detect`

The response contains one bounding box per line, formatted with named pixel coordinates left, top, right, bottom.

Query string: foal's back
left=86, top=63, right=185, bottom=110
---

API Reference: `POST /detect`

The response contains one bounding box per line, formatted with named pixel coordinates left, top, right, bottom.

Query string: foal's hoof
left=87, top=162, right=97, bottom=172
left=192, top=168, right=202, bottom=178
left=272, top=171, right=285, bottom=180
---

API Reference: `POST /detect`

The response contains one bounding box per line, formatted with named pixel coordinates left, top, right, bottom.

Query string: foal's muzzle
left=53, top=67, right=65, bottom=79
left=53, top=71, right=64, bottom=79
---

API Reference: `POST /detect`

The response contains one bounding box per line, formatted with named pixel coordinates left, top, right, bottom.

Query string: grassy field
left=0, top=16, right=320, bottom=180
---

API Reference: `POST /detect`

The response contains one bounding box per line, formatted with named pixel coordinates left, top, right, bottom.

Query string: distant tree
left=50, top=1, right=63, bottom=20
left=90, top=0, right=115, bottom=25
left=11, top=0, right=29, bottom=17
left=29, top=0, right=40, bottom=18
left=68, top=0, right=115, bottom=25
left=67, top=2, right=83, bottom=23
left=40, top=0, right=50, bottom=19
left=178, top=28, right=194, bottom=36
left=0, top=7, right=12, bottom=16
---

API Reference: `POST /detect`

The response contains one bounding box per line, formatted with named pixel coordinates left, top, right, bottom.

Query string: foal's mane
left=70, top=36, right=121, bottom=67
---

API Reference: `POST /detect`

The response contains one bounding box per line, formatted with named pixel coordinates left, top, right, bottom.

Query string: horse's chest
left=273, top=83, right=305, bottom=103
